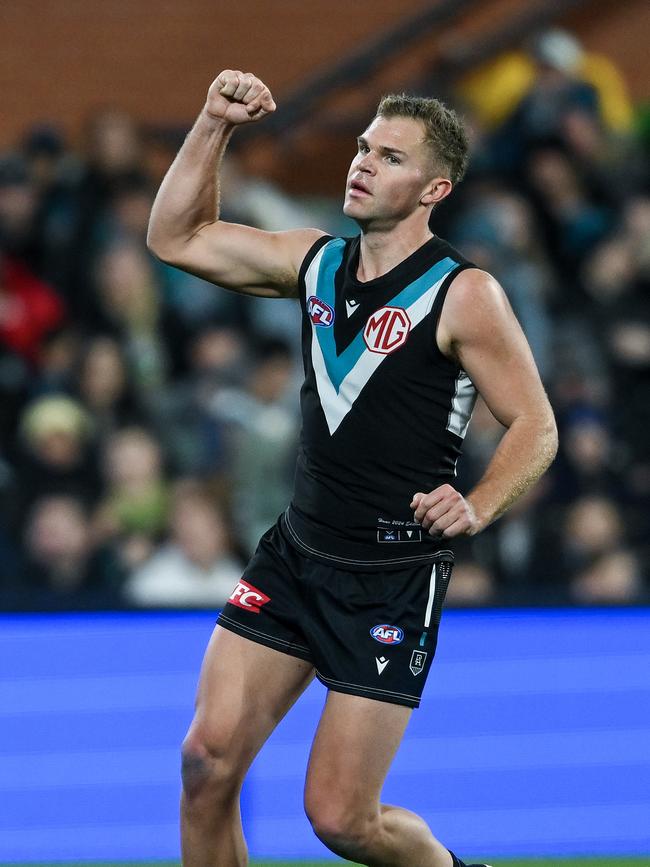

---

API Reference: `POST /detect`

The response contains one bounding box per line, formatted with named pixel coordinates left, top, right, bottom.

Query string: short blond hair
left=376, top=93, right=469, bottom=185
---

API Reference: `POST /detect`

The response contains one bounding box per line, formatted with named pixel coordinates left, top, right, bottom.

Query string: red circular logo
left=363, top=306, right=411, bottom=354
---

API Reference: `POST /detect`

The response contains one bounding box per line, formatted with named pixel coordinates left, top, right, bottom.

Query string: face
left=27, top=497, right=89, bottom=563
left=80, top=338, right=126, bottom=408
left=172, top=498, right=227, bottom=564
left=343, top=116, right=446, bottom=228
left=105, top=431, right=161, bottom=486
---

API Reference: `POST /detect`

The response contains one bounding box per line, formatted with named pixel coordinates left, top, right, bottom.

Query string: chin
left=343, top=199, right=368, bottom=219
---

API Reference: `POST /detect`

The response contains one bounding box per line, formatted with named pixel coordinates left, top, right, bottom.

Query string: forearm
left=147, top=110, right=233, bottom=256
left=466, top=412, right=558, bottom=531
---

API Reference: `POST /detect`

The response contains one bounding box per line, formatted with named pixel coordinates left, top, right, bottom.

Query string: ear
left=420, top=178, right=453, bottom=206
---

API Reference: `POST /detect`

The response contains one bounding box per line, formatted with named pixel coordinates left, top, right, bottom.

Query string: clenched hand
left=205, top=69, right=276, bottom=126
left=411, top=484, right=481, bottom=538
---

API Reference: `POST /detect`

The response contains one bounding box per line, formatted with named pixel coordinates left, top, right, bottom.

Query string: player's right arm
left=147, top=70, right=325, bottom=298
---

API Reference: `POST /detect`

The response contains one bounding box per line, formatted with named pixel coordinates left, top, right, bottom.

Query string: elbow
left=543, top=410, right=559, bottom=465
left=146, top=222, right=165, bottom=259
left=146, top=228, right=176, bottom=265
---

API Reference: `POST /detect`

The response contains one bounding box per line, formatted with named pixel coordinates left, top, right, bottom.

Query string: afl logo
left=364, top=306, right=411, bottom=354
left=308, top=295, right=335, bottom=327
left=370, top=624, right=404, bottom=645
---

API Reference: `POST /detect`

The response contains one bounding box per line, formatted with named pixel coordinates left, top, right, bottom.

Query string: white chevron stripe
left=307, top=271, right=450, bottom=435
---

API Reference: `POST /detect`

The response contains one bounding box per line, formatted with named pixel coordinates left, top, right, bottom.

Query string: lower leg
left=375, top=803, right=453, bottom=867
left=311, top=801, right=452, bottom=867
left=180, top=628, right=314, bottom=866
left=181, top=795, right=247, bottom=867
left=180, top=747, right=247, bottom=867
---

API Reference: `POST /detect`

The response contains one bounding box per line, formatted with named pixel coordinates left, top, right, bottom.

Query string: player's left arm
left=412, top=268, right=558, bottom=538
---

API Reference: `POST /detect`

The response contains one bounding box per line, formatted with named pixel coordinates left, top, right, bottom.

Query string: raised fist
left=204, top=70, right=276, bottom=125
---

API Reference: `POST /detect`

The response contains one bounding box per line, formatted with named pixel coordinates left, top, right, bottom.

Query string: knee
left=305, top=788, right=375, bottom=854
left=180, top=728, right=244, bottom=803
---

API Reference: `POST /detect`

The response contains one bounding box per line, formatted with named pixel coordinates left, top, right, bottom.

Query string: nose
left=357, top=152, right=375, bottom=175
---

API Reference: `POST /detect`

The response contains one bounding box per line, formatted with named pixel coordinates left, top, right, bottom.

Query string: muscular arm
left=413, top=269, right=558, bottom=536
left=147, top=70, right=324, bottom=297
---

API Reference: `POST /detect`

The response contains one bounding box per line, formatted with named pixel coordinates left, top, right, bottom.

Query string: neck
left=356, top=216, right=433, bottom=282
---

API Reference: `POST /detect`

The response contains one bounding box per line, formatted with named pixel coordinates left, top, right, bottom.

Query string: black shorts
left=218, top=518, right=453, bottom=708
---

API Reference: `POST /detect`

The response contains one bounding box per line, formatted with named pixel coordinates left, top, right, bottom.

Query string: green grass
left=251, top=861, right=649, bottom=867
left=246, top=861, right=648, bottom=867
left=8, top=860, right=649, bottom=867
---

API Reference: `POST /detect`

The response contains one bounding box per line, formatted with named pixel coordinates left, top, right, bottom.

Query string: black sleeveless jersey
left=282, top=233, right=478, bottom=571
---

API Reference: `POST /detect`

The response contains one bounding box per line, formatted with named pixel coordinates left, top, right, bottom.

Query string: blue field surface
left=2, top=609, right=649, bottom=862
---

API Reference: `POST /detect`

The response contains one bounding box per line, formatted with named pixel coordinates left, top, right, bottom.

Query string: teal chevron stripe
left=390, top=256, right=457, bottom=310
left=314, top=253, right=458, bottom=393
left=312, top=237, right=345, bottom=309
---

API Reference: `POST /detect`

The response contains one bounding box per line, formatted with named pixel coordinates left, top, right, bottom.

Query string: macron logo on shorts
left=228, top=580, right=271, bottom=614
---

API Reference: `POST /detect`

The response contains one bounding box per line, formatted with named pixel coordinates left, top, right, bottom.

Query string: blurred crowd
left=0, top=29, right=648, bottom=610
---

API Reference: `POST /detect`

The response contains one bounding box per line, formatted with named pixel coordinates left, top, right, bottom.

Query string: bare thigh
left=184, top=625, right=315, bottom=774
left=304, top=690, right=411, bottom=816
left=305, top=692, right=452, bottom=867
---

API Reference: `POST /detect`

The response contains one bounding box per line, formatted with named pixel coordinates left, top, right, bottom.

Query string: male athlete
left=148, top=70, right=558, bottom=867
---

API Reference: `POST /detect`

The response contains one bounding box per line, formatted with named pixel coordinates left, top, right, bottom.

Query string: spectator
left=482, top=28, right=633, bottom=171
left=561, top=495, right=644, bottom=604
left=445, top=561, right=496, bottom=606
left=456, top=26, right=633, bottom=128
left=10, top=395, right=100, bottom=529
left=29, top=327, right=80, bottom=398
left=21, top=125, right=83, bottom=295
left=0, top=252, right=65, bottom=365
left=152, top=324, right=247, bottom=476
left=524, top=144, right=612, bottom=283
left=75, top=335, right=144, bottom=435
left=548, top=407, right=623, bottom=505
left=125, top=481, right=243, bottom=607
left=94, top=427, right=169, bottom=571
left=451, top=186, right=554, bottom=375
left=0, top=156, right=40, bottom=266
left=91, top=239, right=169, bottom=388
left=20, top=495, right=124, bottom=608
left=213, top=338, right=300, bottom=554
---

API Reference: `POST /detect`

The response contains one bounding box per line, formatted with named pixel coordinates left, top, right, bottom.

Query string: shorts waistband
left=282, top=507, right=454, bottom=572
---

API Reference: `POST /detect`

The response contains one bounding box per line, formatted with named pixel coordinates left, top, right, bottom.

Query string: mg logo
left=307, top=295, right=335, bottom=327
left=363, top=306, right=411, bottom=354
left=228, top=580, right=271, bottom=614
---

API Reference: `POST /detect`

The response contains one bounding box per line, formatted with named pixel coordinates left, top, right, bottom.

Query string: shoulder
left=297, top=231, right=338, bottom=261
left=438, top=268, right=513, bottom=355
left=298, top=233, right=352, bottom=284
left=447, top=267, right=503, bottom=301
left=447, top=268, right=509, bottom=322
left=286, top=228, right=329, bottom=256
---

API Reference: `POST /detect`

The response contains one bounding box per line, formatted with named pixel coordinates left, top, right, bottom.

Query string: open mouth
left=349, top=179, right=371, bottom=196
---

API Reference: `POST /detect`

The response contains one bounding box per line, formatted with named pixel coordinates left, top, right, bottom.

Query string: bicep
left=154, top=222, right=326, bottom=298
left=444, top=272, right=552, bottom=427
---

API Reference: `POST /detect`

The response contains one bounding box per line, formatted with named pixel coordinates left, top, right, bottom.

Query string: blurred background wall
left=2, top=0, right=650, bottom=144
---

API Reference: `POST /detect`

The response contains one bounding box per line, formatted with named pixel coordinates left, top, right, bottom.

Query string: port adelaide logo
left=370, top=624, right=404, bottom=645
left=307, top=295, right=335, bottom=327
left=409, top=649, right=428, bottom=676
